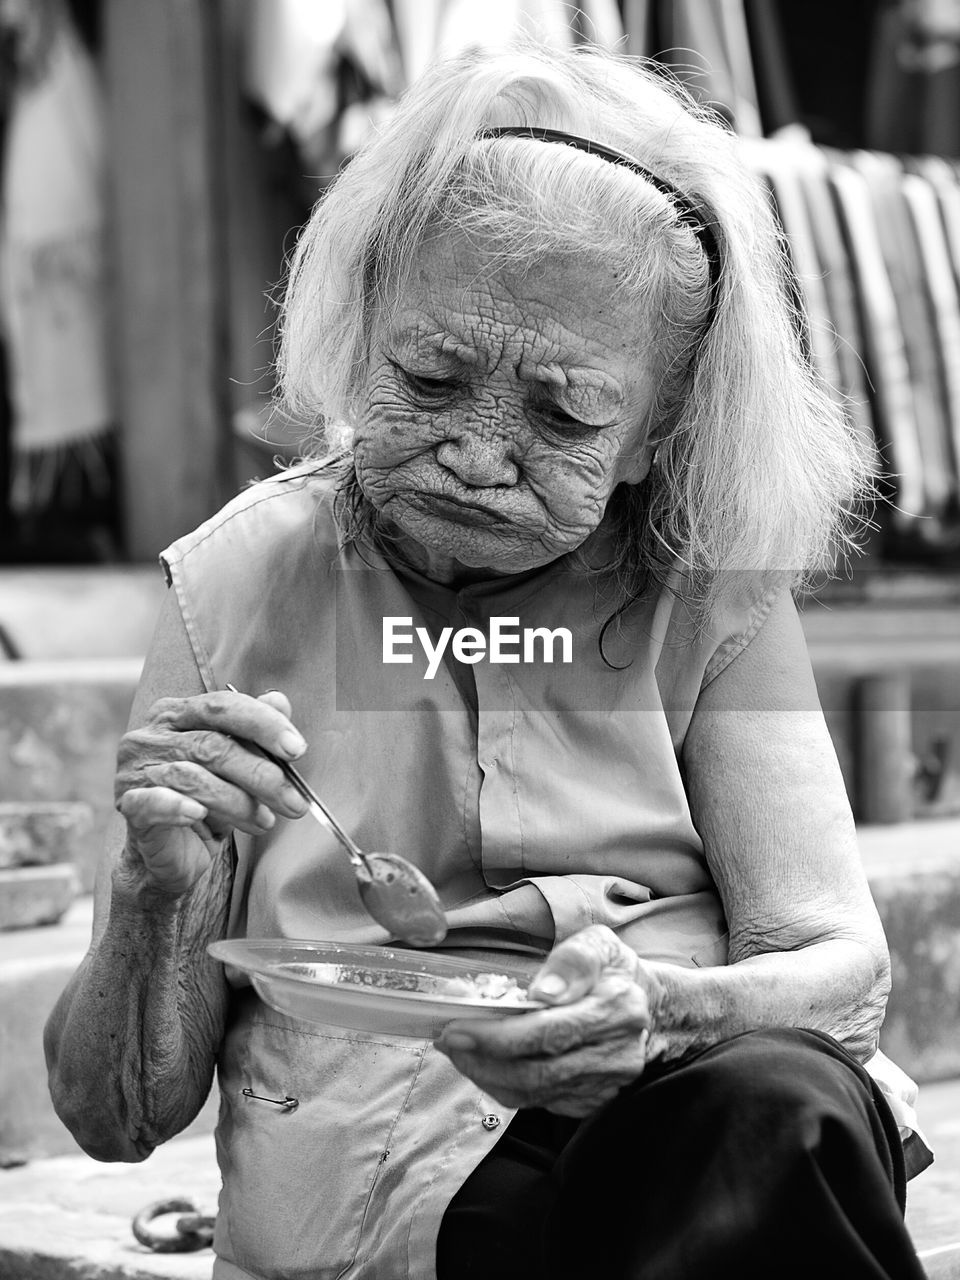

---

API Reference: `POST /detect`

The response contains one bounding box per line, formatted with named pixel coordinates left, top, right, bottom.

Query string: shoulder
left=648, top=567, right=791, bottom=684
left=698, top=571, right=792, bottom=689
left=160, top=462, right=341, bottom=579
left=157, top=461, right=348, bottom=690
left=633, top=568, right=791, bottom=749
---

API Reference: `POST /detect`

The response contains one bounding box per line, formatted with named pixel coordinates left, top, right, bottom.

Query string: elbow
left=44, top=1025, right=154, bottom=1164
left=47, top=1067, right=153, bottom=1163
left=863, top=927, right=892, bottom=1028
left=81, top=1135, right=154, bottom=1164
left=72, top=1126, right=150, bottom=1167
left=836, top=934, right=892, bottom=1063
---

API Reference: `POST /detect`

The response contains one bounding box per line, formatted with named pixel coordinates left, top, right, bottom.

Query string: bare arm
left=436, top=589, right=891, bottom=1113
left=44, top=591, right=308, bottom=1160
left=649, top=584, right=890, bottom=1063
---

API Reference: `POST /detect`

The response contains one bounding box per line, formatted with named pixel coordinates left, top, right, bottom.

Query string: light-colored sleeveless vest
left=161, top=466, right=777, bottom=1280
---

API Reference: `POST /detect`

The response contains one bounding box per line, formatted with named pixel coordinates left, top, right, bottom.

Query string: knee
left=568, top=1028, right=880, bottom=1169
left=667, top=1028, right=875, bottom=1145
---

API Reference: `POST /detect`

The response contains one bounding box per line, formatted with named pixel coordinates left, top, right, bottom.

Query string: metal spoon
left=225, top=686, right=447, bottom=947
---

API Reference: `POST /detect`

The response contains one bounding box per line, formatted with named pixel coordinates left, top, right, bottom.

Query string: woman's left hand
left=434, top=925, right=660, bottom=1117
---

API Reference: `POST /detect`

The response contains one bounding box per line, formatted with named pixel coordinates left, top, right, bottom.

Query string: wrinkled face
left=353, top=232, right=661, bottom=582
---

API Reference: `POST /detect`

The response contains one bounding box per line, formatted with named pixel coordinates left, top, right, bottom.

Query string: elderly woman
left=45, top=43, right=927, bottom=1280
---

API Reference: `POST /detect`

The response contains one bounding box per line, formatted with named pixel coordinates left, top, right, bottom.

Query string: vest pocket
left=214, top=1007, right=425, bottom=1280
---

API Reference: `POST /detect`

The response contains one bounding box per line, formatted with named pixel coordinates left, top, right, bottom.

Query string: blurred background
left=1, top=0, right=957, bottom=813
left=0, top=3, right=958, bottom=1266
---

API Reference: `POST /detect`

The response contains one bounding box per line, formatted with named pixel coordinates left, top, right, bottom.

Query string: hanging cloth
left=656, top=0, right=761, bottom=134
left=391, top=0, right=447, bottom=86
left=747, top=140, right=846, bottom=404
left=901, top=172, right=960, bottom=499
left=242, top=0, right=348, bottom=147
left=741, top=0, right=801, bottom=135
left=792, top=146, right=875, bottom=453
left=867, top=0, right=960, bottom=157
left=433, top=0, right=622, bottom=62
left=828, top=164, right=927, bottom=526
left=622, top=0, right=655, bottom=58
left=566, top=0, right=625, bottom=47
left=714, top=0, right=763, bottom=136
left=851, top=150, right=956, bottom=519
left=912, top=153, right=960, bottom=294
left=0, top=3, right=111, bottom=511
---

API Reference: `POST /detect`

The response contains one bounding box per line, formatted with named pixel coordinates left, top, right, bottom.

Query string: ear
left=615, top=442, right=657, bottom=487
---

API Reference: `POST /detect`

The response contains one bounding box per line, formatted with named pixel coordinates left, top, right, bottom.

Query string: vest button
left=481, top=1113, right=501, bottom=1130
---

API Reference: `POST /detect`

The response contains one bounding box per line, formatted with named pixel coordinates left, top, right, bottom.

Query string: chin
left=450, top=544, right=555, bottom=574
left=393, top=507, right=553, bottom=576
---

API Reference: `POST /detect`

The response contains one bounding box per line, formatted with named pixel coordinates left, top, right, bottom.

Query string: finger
left=438, top=980, right=650, bottom=1061
left=528, top=924, right=639, bottom=1004
left=257, top=689, right=293, bottom=719
left=118, top=785, right=209, bottom=830
left=189, top=818, right=224, bottom=844
left=137, top=761, right=277, bottom=835
left=118, top=726, right=308, bottom=820
left=150, top=690, right=307, bottom=761
left=119, top=789, right=232, bottom=855
left=438, top=1008, right=587, bottom=1059
left=437, top=1036, right=647, bottom=1112
left=118, top=811, right=215, bottom=896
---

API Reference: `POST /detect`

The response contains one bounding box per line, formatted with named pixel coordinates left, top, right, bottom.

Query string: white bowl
left=208, top=938, right=541, bottom=1037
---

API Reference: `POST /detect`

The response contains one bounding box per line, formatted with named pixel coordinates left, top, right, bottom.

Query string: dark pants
left=436, top=1029, right=927, bottom=1280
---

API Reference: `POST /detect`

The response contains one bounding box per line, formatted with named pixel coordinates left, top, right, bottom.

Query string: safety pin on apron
left=241, top=1087, right=299, bottom=1112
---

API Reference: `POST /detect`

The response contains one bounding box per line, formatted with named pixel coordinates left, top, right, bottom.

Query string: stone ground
left=0, top=1134, right=218, bottom=1280
left=910, top=1077, right=960, bottom=1277
left=0, top=1077, right=956, bottom=1279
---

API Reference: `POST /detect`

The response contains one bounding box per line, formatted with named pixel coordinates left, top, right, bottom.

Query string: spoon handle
left=284, top=776, right=369, bottom=869
left=223, top=684, right=370, bottom=871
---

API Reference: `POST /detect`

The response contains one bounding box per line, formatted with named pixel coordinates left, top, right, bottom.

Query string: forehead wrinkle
left=438, top=333, right=482, bottom=367
left=388, top=288, right=631, bottom=418
left=387, top=311, right=491, bottom=370
left=547, top=368, right=627, bottom=428
left=516, top=358, right=567, bottom=388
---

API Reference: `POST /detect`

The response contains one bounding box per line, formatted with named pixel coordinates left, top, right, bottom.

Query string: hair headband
left=478, top=125, right=721, bottom=323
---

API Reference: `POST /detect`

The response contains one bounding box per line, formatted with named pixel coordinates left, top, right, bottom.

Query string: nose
left=435, top=429, right=519, bottom=488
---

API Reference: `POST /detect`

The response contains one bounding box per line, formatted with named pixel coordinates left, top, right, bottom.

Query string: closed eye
left=390, top=361, right=460, bottom=401
left=531, top=398, right=594, bottom=438
left=540, top=405, right=582, bottom=427
left=410, top=373, right=456, bottom=396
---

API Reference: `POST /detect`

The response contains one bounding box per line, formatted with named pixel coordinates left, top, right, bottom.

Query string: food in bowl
left=281, top=961, right=530, bottom=1004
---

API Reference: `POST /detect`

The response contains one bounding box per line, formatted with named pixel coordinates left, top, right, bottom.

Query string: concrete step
left=0, top=1133, right=218, bottom=1280
left=908, top=1077, right=960, bottom=1278
left=0, top=800, right=93, bottom=869
left=0, top=899, right=218, bottom=1166
left=0, top=660, right=142, bottom=893
left=2, top=819, right=959, bottom=1166
left=860, top=820, right=960, bottom=1083
left=0, top=864, right=80, bottom=930
left=0, top=897, right=97, bottom=1164
left=0, top=567, right=164, bottom=661
left=923, top=1249, right=960, bottom=1280
left=0, top=799, right=91, bottom=931
left=0, top=1081, right=956, bottom=1280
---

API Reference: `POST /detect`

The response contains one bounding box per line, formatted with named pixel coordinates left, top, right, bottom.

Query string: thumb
left=257, top=688, right=293, bottom=720
left=528, top=925, right=637, bottom=1005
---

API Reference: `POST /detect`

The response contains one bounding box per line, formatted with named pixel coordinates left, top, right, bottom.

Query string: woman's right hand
left=114, top=688, right=309, bottom=897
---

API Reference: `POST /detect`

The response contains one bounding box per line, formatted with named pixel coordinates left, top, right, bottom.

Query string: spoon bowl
left=225, top=687, right=447, bottom=947
left=359, top=853, right=448, bottom=948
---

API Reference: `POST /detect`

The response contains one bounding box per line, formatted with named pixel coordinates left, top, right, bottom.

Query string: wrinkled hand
left=435, top=925, right=662, bottom=1118
left=115, top=689, right=308, bottom=896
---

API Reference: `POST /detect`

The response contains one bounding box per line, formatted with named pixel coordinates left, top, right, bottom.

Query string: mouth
left=405, top=491, right=507, bottom=528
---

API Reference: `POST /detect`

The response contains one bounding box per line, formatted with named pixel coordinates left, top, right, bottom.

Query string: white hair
left=277, top=41, right=875, bottom=618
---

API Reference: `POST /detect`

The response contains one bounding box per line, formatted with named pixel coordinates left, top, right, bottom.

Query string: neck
left=380, top=526, right=519, bottom=587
